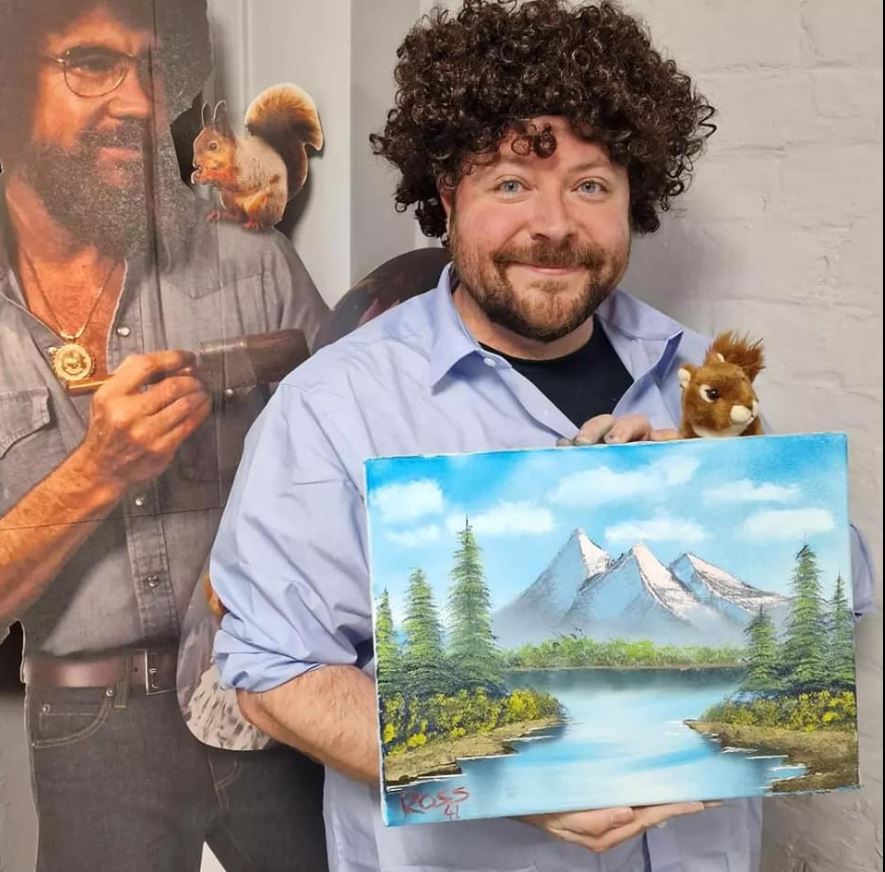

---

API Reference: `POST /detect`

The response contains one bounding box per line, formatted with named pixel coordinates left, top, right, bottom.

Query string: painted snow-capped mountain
left=493, top=530, right=790, bottom=649
left=493, top=529, right=611, bottom=647
left=560, top=544, right=726, bottom=643
left=668, top=553, right=791, bottom=627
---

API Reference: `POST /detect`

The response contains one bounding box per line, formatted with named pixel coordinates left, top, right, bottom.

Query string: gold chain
left=18, top=247, right=120, bottom=342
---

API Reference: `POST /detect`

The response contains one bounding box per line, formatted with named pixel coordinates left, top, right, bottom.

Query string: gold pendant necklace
left=19, top=249, right=120, bottom=385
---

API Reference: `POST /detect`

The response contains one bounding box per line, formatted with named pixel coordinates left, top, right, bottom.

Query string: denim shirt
left=0, top=198, right=328, bottom=656
left=209, top=263, right=874, bottom=872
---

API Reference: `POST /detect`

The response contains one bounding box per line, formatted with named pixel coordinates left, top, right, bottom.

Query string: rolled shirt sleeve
left=210, top=381, right=371, bottom=692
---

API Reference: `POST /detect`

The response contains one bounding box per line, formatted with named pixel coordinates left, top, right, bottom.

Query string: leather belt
left=23, top=648, right=179, bottom=695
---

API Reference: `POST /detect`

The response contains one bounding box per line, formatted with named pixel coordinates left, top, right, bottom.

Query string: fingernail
left=704, top=801, right=724, bottom=809
left=605, top=433, right=622, bottom=443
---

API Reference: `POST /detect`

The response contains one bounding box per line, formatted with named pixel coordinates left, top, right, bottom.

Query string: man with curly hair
left=210, top=2, right=872, bottom=871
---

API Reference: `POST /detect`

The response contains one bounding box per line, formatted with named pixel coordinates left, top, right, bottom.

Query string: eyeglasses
left=43, top=45, right=162, bottom=99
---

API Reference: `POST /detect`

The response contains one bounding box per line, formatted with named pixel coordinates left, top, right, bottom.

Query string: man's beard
left=18, top=122, right=187, bottom=258
left=450, top=221, right=630, bottom=343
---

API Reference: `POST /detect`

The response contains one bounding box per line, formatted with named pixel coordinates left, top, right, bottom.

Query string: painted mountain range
left=493, top=529, right=790, bottom=648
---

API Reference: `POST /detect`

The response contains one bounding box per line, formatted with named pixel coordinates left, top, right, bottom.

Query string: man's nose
left=528, top=187, right=578, bottom=244
left=106, top=64, right=154, bottom=120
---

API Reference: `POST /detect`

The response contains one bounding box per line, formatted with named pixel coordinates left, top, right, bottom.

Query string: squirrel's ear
left=213, top=101, right=234, bottom=136
left=201, top=101, right=212, bottom=127
left=678, top=366, right=694, bottom=391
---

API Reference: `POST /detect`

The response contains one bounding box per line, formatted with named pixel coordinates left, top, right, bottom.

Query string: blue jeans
left=25, top=684, right=327, bottom=872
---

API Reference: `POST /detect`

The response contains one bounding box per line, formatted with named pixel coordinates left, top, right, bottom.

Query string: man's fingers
left=586, top=803, right=706, bottom=854
left=604, top=414, right=652, bottom=444
left=554, top=807, right=636, bottom=838
left=650, top=428, right=681, bottom=442
left=573, top=414, right=616, bottom=445
left=131, top=375, right=207, bottom=418
left=152, top=396, right=213, bottom=455
left=101, top=351, right=197, bottom=396
left=139, top=389, right=212, bottom=441
left=633, top=802, right=707, bottom=828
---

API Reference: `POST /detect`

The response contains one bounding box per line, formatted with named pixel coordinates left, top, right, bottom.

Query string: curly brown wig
left=371, top=0, right=716, bottom=237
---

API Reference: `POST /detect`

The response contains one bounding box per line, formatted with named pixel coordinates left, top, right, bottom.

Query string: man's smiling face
left=442, top=116, right=632, bottom=343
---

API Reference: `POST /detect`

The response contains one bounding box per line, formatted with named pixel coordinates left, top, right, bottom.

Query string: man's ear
left=436, top=174, right=458, bottom=214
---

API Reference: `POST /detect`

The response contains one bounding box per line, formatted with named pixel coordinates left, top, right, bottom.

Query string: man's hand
left=75, top=350, right=212, bottom=488
left=520, top=801, right=719, bottom=854
left=556, top=414, right=680, bottom=446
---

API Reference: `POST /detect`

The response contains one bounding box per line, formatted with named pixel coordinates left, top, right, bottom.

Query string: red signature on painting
left=400, top=786, right=471, bottom=820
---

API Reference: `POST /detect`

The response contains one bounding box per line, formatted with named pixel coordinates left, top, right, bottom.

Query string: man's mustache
left=493, top=241, right=608, bottom=271
left=80, top=123, right=150, bottom=153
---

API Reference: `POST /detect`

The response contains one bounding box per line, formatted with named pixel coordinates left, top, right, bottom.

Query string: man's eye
left=497, top=180, right=523, bottom=195
left=578, top=180, right=603, bottom=195
left=67, top=51, right=119, bottom=75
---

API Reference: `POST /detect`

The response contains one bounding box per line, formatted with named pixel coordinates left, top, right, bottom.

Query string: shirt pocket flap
left=0, top=387, right=52, bottom=459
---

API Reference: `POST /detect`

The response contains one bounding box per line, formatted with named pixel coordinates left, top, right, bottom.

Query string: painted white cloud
left=372, top=479, right=444, bottom=524
left=703, top=479, right=800, bottom=504
left=605, top=516, right=709, bottom=546
left=741, top=508, right=835, bottom=541
left=384, top=524, right=442, bottom=548
left=446, top=501, right=555, bottom=537
left=548, top=455, right=700, bottom=507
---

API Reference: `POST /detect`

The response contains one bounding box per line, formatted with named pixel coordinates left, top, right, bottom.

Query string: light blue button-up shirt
left=211, top=265, right=874, bottom=872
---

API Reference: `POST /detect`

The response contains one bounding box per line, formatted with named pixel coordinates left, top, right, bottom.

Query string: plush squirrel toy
left=192, top=84, right=323, bottom=230
left=678, top=331, right=765, bottom=439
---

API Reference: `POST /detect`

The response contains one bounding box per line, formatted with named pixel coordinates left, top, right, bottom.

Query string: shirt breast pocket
left=0, top=387, right=67, bottom=513
left=175, top=385, right=267, bottom=490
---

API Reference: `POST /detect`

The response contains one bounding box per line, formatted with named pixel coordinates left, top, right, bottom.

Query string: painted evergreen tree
left=401, top=569, right=449, bottom=697
left=740, top=607, right=782, bottom=693
left=447, top=519, right=504, bottom=693
left=780, top=544, right=829, bottom=691
left=828, top=574, right=856, bottom=689
left=375, top=589, right=402, bottom=697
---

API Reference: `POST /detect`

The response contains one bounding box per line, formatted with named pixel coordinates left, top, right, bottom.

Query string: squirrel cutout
left=678, top=331, right=765, bottom=439
left=192, top=84, right=323, bottom=231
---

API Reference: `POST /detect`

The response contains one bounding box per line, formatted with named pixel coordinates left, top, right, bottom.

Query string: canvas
left=365, top=433, right=860, bottom=827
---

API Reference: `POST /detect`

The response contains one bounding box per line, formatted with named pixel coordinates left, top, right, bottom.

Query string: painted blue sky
left=365, top=434, right=853, bottom=625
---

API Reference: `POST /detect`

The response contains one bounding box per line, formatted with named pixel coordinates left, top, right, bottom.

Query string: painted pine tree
left=828, top=574, right=857, bottom=689
left=741, top=607, right=782, bottom=693
left=375, top=589, right=402, bottom=697
left=401, top=568, right=449, bottom=697
left=780, top=544, right=829, bottom=691
left=447, top=519, right=504, bottom=693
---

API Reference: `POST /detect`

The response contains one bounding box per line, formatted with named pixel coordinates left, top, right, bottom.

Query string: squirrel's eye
left=699, top=385, right=720, bottom=403
left=208, top=141, right=219, bottom=151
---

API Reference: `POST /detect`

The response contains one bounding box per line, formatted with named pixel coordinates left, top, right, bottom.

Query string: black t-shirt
left=483, top=317, right=633, bottom=427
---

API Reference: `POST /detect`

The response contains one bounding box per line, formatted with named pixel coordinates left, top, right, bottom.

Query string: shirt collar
left=427, top=263, right=686, bottom=387
left=427, top=264, right=485, bottom=388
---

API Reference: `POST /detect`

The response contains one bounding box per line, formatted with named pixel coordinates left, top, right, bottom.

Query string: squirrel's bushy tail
left=246, top=83, right=323, bottom=200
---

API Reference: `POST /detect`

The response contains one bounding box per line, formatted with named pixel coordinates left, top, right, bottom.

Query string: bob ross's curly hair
left=371, top=0, right=716, bottom=238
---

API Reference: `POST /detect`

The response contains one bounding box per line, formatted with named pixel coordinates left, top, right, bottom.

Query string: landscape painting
left=364, top=433, right=859, bottom=827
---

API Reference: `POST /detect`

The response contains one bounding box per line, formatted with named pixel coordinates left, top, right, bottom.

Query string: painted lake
left=384, top=668, right=805, bottom=826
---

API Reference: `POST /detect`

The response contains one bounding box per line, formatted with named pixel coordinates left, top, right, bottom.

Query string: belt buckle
left=143, top=650, right=165, bottom=695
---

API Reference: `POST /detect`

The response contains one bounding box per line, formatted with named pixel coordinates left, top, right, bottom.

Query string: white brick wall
left=623, top=2, right=883, bottom=869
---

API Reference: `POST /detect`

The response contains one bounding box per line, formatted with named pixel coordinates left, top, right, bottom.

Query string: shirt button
left=144, top=575, right=161, bottom=589
left=483, top=357, right=497, bottom=368
left=134, top=494, right=147, bottom=508
left=116, top=326, right=131, bottom=337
